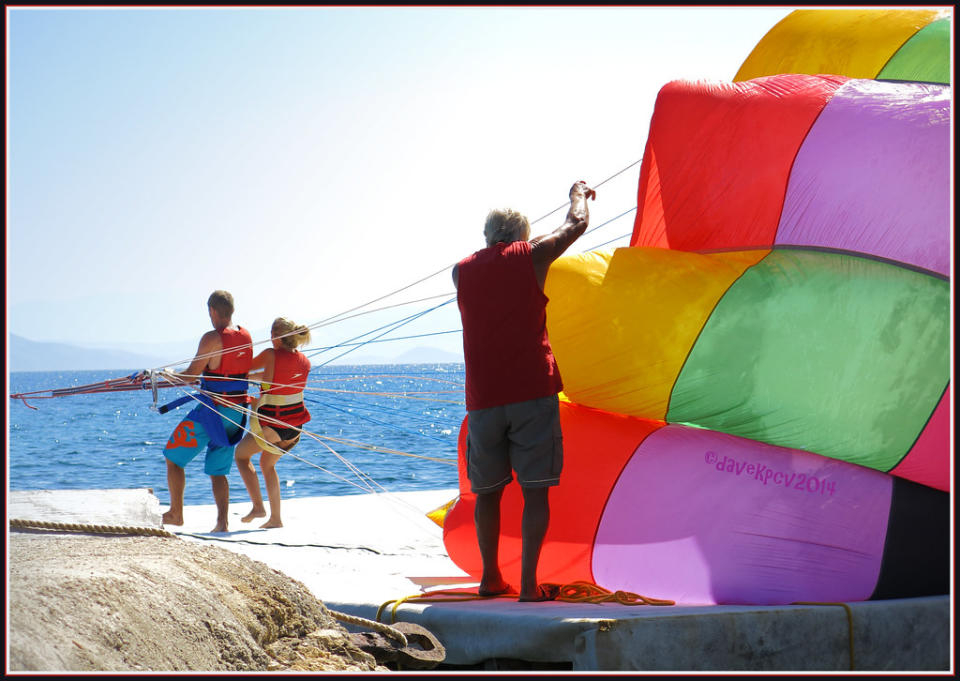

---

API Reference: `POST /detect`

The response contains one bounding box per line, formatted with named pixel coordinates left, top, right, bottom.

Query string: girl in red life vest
left=234, top=318, right=312, bottom=528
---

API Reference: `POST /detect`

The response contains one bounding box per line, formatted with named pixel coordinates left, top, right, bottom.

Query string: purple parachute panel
left=592, top=425, right=893, bottom=605
left=775, top=79, right=950, bottom=276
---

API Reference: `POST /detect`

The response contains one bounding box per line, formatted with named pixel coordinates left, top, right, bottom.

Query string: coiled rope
left=375, top=580, right=675, bottom=624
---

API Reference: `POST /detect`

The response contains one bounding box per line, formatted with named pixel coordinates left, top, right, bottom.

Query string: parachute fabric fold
left=876, top=17, right=951, bottom=84
left=667, top=249, right=950, bottom=481
left=775, top=79, right=950, bottom=277
left=734, top=9, right=951, bottom=83
left=631, top=75, right=847, bottom=251
left=443, top=402, right=663, bottom=587
left=443, top=402, right=948, bottom=605
left=544, top=247, right=768, bottom=420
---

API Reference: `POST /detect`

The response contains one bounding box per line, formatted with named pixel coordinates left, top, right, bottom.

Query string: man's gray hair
left=484, top=209, right=531, bottom=247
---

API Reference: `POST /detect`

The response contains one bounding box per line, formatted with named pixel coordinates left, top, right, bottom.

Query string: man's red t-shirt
left=456, top=240, right=563, bottom=411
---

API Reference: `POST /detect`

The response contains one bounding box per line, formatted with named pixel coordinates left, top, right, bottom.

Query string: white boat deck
left=8, top=487, right=952, bottom=672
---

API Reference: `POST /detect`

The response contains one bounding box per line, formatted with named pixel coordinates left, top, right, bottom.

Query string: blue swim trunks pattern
left=164, top=403, right=244, bottom=476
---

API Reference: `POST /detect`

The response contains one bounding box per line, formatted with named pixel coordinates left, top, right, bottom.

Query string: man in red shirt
left=453, top=181, right=595, bottom=601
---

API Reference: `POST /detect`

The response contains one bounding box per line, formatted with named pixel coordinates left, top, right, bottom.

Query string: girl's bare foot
left=241, top=508, right=266, bottom=523
left=161, top=510, right=183, bottom=526
left=261, top=518, right=283, bottom=529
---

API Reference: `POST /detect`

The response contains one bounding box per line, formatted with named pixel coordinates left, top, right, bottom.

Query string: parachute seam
left=770, top=78, right=846, bottom=247
left=883, top=380, right=949, bottom=474
left=662, top=250, right=775, bottom=420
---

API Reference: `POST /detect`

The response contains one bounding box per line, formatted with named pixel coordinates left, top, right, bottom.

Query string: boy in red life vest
left=452, top=181, right=595, bottom=602
left=234, top=318, right=313, bottom=529
left=160, top=290, right=253, bottom=532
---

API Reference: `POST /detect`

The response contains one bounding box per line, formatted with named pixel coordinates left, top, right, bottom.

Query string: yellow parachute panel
left=734, top=8, right=950, bottom=82
left=544, top=247, right=769, bottom=421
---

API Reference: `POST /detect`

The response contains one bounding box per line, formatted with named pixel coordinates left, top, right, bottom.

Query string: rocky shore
left=8, top=531, right=388, bottom=672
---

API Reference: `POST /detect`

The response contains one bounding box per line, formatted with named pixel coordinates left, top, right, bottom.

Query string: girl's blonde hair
left=271, top=317, right=311, bottom=351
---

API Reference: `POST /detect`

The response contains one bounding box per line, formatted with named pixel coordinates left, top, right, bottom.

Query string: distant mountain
left=8, top=335, right=463, bottom=372
left=8, top=334, right=168, bottom=372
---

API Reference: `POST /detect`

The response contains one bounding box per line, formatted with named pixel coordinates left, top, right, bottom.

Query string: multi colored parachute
left=443, top=9, right=951, bottom=605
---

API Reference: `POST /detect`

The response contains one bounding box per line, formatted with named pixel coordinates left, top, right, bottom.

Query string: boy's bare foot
left=241, top=508, right=266, bottom=523
left=261, top=518, right=283, bottom=529
left=161, top=510, right=183, bottom=526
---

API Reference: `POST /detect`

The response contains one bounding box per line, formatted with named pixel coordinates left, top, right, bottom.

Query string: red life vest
left=456, top=240, right=563, bottom=411
left=201, top=326, right=253, bottom=406
left=258, top=348, right=312, bottom=428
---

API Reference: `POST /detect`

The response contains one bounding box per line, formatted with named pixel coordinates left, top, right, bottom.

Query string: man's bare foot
left=241, top=508, right=266, bottom=523
left=161, top=510, right=183, bottom=526
left=260, top=518, right=283, bottom=529
left=518, top=584, right=560, bottom=602
left=211, top=522, right=228, bottom=533
left=478, top=578, right=513, bottom=597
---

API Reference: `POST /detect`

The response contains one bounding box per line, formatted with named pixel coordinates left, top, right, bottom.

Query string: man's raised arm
left=530, top=181, right=596, bottom=288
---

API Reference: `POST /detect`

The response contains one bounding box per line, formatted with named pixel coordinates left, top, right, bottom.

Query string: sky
left=6, top=6, right=799, bottom=364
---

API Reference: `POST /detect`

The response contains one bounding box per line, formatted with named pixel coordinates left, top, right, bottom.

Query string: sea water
left=7, top=365, right=464, bottom=507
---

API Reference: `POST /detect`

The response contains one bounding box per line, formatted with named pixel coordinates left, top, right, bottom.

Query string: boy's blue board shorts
left=164, top=403, right=244, bottom=476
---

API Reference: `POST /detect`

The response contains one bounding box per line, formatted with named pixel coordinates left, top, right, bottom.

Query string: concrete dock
left=7, top=488, right=953, bottom=672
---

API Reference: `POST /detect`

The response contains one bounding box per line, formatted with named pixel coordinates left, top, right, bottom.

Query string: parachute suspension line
left=287, top=431, right=456, bottom=540
left=157, top=383, right=396, bottom=495
left=587, top=231, right=635, bottom=251
left=593, top=158, right=642, bottom=189
left=145, top=158, right=640, bottom=376
left=307, top=329, right=462, bottom=354
left=581, top=207, right=637, bottom=240
left=304, top=293, right=456, bottom=335
left=304, top=300, right=451, bottom=362
left=309, top=387, right=462, bottom=404
left=306, top=396, right=453, bottom=446
left=151, top=337, right=274, bottom=374
left=308, top=393, right=461, bottom=431
left=305, top=298, right=454, bottom=366
left=287, top=157, right=645, bottom=356
left=159, top=374, right=457, bottom=500
left=311, top=297, right=457, bottom=369
left=284, top=437, right=383, bottom=496
left=306, top=267, right=457, bottom=333
left=576, top=207, right=638, bottom=253
left=8, top=370, right=180, bottom=407
left=308, top=372, right=463, bottom=387
left=143, top=293, right=457, bottom=375
left=527, top=158, right=643, bottom=227
left=307, top=435, right=386, bottom=494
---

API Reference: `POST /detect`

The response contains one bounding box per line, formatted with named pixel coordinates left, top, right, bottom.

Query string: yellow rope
left=376, top=580, right=675, bottom=623
left=792, top=601, right=855, bottom=670
left=10, top=518, right=176, bottom=538
left=549, top=580, right=675, bottom=606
